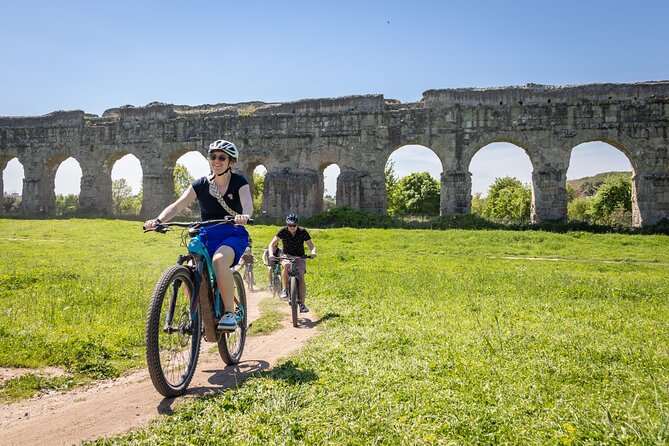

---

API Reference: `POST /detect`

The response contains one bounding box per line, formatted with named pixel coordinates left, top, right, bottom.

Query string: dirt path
left=0, top=289, right=319, bottom=446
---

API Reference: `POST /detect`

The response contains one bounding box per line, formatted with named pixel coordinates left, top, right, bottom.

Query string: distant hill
left=567, top=171, right=631, bottom=197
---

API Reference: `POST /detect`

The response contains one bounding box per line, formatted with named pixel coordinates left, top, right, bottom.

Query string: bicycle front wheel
left=272, top=270, right=281, bottom=299
left=146, top=265, right=202, bottom=397
left=268, top=268, right=275, bottom=296
left=218, top=270, right=247, bottom=365
left=247, top=269, right=254, bottom=292
left=289, top=276, right=299, bottom=328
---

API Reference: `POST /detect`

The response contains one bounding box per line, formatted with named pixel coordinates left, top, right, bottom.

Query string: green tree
left=56, top=194, right=80, bottom=216
left=2, top=195, right=21, bottom=213
left=173, top=164, right=194, bottom=199
left=568, top=196, right=594, bottom=222
left=591, top=174, right=632, bottom=225
left=112, top=179, right=141, bottom=216
left=471, top=192, right=485, bottom=216
left=323, top=194, right=336, bottom=211
left=173, top=164, right=199, bottom=218
left=253, top=170, right=265, bottom=214
left=385, top=160, right=401, bottom=215
left=481, top=176, right=531, bottom=223
left=390, top=172, right=440, bottom=216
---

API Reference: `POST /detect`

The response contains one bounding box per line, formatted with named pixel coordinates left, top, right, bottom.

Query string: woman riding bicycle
left=268, top=213, right=316, bottom=313
left=143, top=139, right=252, bottom=332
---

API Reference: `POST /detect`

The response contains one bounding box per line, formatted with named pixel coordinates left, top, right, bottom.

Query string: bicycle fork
left=163, top=257, right=200, bottom=335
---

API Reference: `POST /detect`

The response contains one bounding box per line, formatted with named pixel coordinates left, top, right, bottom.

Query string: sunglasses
left=287, top=224, right=297, bottom=228
left=209, top=153, right=228, bottom=161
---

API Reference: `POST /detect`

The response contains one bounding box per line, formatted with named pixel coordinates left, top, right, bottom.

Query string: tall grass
left=1, top=220, right=668, bottom=443
left=0, top=219, right=281, bottom=399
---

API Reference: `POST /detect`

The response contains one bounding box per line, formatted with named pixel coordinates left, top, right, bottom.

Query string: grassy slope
left=1, top=220, right=668, bottom=443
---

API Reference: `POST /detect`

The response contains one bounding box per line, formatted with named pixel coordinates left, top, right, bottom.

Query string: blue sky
left=2, top=0, right=667, bottom=195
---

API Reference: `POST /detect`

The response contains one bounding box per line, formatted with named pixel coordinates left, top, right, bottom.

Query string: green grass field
left=1, top=219, right=668, bottom=444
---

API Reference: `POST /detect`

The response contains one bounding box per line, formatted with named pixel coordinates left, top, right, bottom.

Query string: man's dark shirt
left=276, top=226, right=311, bottom=256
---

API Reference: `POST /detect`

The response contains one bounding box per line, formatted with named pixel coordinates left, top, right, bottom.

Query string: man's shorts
left=281, top=257, right=306, bottom=279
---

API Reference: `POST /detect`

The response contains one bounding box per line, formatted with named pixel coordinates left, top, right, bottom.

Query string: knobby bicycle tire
left=268, top=268, right=275, bottom=296
left=290, top=276, right=299, bottom=327
left=145, top=265, right=202, bottom=397
left=273, top=272, right=282, bottom=299
left=247, top=269, right=254, bottom=292
left=217, top=270, right=247, bottom=365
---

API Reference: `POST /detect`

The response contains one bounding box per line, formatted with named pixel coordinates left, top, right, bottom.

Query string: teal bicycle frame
left=172, top=227, right=245, bottom=328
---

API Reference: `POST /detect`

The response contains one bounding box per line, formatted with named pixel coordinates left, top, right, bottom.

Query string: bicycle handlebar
left=143, top=216, right=253, bottom=233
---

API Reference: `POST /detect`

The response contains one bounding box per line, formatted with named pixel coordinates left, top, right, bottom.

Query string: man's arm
left=306, top=240, right=316, bottom=258
left=268, top=236, right=280, bottom=257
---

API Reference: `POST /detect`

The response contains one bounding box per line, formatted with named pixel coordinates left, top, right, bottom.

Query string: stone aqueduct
left=1, top=82, right=669, bottom=226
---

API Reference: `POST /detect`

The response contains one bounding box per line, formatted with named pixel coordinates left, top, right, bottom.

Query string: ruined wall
left=1, top=82, right=668, bottom=226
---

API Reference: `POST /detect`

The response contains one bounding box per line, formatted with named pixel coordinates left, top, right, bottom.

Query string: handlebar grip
left=143, top=223, right=168, bottom=233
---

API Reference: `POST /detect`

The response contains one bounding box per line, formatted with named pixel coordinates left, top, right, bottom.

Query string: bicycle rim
left=273, top=272, right=281, bottom=298
left=146, top=265, right=201, bottom=397
left=290, top=276, right=299, bottom=327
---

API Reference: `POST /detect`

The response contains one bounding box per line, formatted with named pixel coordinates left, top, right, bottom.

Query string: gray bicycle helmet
left=208, top=139, right=238, bottom=160
left=285, top=213, right=299, bottom=225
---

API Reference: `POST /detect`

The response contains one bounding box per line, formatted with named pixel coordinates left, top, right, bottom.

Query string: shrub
left=303, top=206, right=399, bottom=228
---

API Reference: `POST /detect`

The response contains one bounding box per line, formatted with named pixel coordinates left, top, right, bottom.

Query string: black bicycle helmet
left=285, top=213, right=299, bottom=225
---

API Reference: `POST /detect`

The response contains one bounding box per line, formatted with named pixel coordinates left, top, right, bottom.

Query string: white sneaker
left=217, top=312, right=237, bottom=332
left=279, top=290, right=288, bottom=300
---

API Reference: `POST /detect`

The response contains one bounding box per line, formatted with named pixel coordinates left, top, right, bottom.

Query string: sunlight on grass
left=1, top=219, right=668, bottom=444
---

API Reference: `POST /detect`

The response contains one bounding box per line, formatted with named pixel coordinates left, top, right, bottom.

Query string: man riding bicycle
left=268, top=213, right=316, bottom=313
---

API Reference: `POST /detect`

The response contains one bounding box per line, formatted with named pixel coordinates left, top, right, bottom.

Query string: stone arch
left=447, top=136, right=534, bottom=216
left=469, top=142, right=534, bottom=194
left=1, top=156, right=24, bottom=213
left=567, top=140, right=636, bottom=225
left=243, top=159, right=266, bottom=201
left=34, top=152, right=76, bottom=215
left=564, top=135, right=639, bottom=174
left=1, top=156, right=23, bottom=193
left=320, top=163, right=340, bottom=211
left=105, top=153, right=143, bottom=216
left=468, top=142, right=534, bottom=219
left=108, top=153, right=142, bottom=192
left=54, top=157, right=83, bottom=195
left=54, top=157, right=83, bottom=215
left=250, top=164, right=267, bottom=216
left=463, top=135, right=535, bottom=171
left=174, top=150, right=210, bottom=182
left=385, top=144, right=444, bottom=216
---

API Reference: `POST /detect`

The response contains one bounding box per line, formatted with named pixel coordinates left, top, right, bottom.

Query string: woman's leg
left=212, top=245, right=236, bottom=313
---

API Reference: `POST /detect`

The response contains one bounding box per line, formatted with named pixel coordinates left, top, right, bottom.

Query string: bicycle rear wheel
left=146, top=265, right=201, bottom=397
left=218, top=270, right=247, bottom=365
left=289, top=276, right=299, bottom=327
